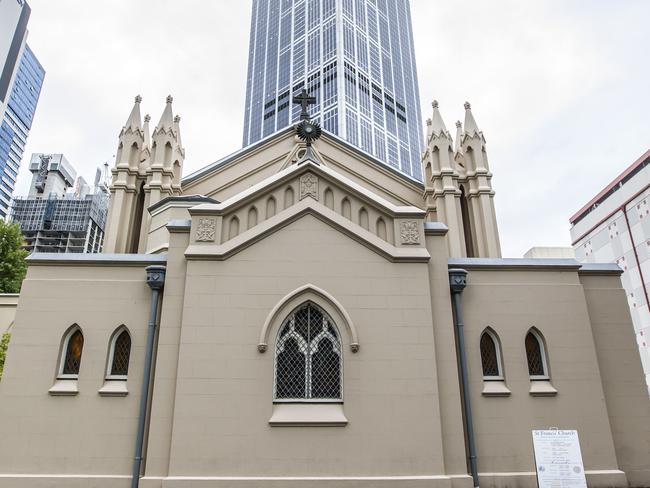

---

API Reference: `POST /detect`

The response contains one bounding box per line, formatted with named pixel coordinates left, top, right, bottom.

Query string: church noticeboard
left=532, top=430, right=587, bottom=488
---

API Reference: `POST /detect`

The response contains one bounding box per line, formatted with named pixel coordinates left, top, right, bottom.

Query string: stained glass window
left=110, top=330, right=131, bottom=377
left=525, top=331, right=547, bottom=377
left=275, top=302, right=342, bottom=400
left=61, top=329, right=83, bottom=377
left=480, top=331, right=501, bottom=378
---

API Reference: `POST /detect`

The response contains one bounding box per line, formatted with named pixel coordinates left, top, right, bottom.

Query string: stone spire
left=463, top=102, right=481, bottom=138
left=454, top=121, right=463, bottom=155
left=429, top=100, right=450, bottom=139
left=155, top=95, right=175, bottom=132
left=122, top=95, right=143, bottom=135
left=142, top=114, right=151, bottom=153
left=173, top=114, right=182, bottom=147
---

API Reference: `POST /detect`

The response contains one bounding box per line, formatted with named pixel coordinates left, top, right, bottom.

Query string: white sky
left=17, top=0, right=650, bottom=257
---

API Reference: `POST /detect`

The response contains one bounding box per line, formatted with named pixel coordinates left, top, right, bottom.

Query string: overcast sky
left=17, top=0, right=650, bottom=257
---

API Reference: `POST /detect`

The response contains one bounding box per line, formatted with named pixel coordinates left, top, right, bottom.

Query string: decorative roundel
left=296, top=120, right=322, bottom=143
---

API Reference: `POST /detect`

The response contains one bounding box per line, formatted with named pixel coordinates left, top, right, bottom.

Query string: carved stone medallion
left=400, top=220, right=420, bottom=245
left=299, top=173, right=319, bottom=201
left=195, top=218, right=216, bottom=242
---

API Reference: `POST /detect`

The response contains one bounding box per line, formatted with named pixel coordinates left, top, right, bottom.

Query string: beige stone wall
left=0, top=264, right=153, bottom=484
left=0, top=293, right=18, bottom=333
left=580, top=273, right=650, bottom=486
left=165, top=215, right=446, bottom=479
left=455, top=266, right=648, bottom=488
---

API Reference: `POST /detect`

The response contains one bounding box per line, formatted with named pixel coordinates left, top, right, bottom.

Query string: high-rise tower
left=0, top=44, right=45, bottom=218
left=242, top=0, right=424, bottom=181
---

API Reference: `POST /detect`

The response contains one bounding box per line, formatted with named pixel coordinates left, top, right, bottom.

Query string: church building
left=0, top=95, right=648, bottom=488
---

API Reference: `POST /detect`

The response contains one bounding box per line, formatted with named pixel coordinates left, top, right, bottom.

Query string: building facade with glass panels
left=242, top=0, right=424, bottom=181
left=0, top=44, right=45, bottom=217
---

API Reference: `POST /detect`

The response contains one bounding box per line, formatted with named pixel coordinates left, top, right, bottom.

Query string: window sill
left=98, top=379, right=128, bottom=397
left=482, top=379, right=511, bottom=397
left=48, top=379, right=78, bottom=396
left=269, top=403, right=348, bottom=427
left=529, top=379, right=558, bottom=397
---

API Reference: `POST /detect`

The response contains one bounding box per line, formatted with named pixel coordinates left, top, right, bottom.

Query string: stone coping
left=26, top=253, right=167, bottom=267
left=448, top=258, right=622, bottom=274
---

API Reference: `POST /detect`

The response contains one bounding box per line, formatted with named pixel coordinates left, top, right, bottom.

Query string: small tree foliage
left=0, top=332, right=10, bottom=380
left=0, top=220, right=28, bottom=293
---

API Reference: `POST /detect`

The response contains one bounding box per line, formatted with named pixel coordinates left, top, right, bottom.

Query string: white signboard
left=532, top=430, right=587, bottom=488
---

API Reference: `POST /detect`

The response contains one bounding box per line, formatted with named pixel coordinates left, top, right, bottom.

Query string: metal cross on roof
left=293, top=89, right=316, bottom=121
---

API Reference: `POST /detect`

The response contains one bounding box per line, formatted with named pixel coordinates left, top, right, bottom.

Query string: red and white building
left=571, top=149, right=650, bottom=394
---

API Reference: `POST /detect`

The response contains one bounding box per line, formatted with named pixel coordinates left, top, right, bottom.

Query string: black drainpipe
left=131, top=265, right=166, bottom=488
left=449, top=268, right=480, bottom=488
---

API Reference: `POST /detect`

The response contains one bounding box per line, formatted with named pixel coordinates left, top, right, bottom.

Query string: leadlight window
left=480, top=330, right=503, bottom=379
left=275, top=302, right=342, bottom=400
left=525, top=330, right=548, bottom=378
left=109, top=329, right=131, bottom=378
left=60, top=328, right=84, bottom=378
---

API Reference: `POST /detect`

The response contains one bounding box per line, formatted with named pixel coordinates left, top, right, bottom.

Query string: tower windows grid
left=244, top=0, right=423, bottom=181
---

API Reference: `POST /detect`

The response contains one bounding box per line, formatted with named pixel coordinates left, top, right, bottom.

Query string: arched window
left=59, top=327, right=84, bottom=379
left=274, top=302, right=342, bottom=400
left=107, top=328, right=132, bottom=378
left=525, top=329, right=549, bottom=379
left=480, top=329, right=503, bottom=379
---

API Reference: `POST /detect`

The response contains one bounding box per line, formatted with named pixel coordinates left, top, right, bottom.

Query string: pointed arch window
left=59, top=327, right=84, bottom=379
left=107, top=328, right=132, bottom=379
left=525, top=329, right=549, bottom=379
left=275, top=302, right=342, bottom=401
left=480, top=329, right=503, bottom=379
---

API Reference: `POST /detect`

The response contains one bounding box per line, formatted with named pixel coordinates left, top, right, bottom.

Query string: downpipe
left=449, top=268, right=480, bottom=488
left=131, top=265, right=166, bottom=488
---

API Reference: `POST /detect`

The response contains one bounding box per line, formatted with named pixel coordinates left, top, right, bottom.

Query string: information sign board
left=532, top=430, right=587, bottom=488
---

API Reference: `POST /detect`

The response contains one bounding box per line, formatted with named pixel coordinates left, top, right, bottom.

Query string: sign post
left=532, top=430, right=587, bottom=488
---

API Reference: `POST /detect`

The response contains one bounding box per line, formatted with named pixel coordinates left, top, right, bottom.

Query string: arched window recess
left=479, top=328, right=511, bottom=397
left=525, top=328, right=557, bottom=397
left=49, top=325, right=84, bottom=396
left=99, top=326, right=132, bottom=397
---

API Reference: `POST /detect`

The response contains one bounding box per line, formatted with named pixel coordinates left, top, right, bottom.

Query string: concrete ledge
left=578, top=263, right=623, bottom=276
left=269, top=403, right=348, bottom=427
left=0, top=475, right=131, bottom=488
left=424, top=222, right=449, bottom=236
left=26, top=253, right=167, bottom=267
left=167, top=219, right=192, bottom=233
left=448, top=258, right=581, bottom=271
left=142, top=475, right=469, bottom=488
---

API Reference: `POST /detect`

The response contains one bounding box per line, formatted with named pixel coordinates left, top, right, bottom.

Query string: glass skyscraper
left=0, top=44, right=45, bottom=218
left=243, top=0, right=424, bottom=181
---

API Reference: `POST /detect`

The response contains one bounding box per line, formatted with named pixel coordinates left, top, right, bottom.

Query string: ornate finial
left=456, top=120, right=462, bottom=128
left=135, top=95, right=142, bottom=104
left=144, top=114, right=151, bottom=123
left=432, top=100, right=439, bottom=109
left=166, top=95, right=173, bottom=104
left=464, top=101, right=471, bottom=110
left=426, top=118, right=432, bottom=126
left=174, top=115, right=181, bottom=123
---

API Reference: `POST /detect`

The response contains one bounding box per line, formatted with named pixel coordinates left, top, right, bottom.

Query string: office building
left=570, top=148, right=650, bottom=394
left=242, top=0, right=424, bottom=180
left=10, top=153, right=109, bottom=253
left=0, top=44, right=45, bottom=217
left=0, top=0, right=30, bottom=115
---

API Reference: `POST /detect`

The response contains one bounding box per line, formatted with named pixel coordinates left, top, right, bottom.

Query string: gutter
left=131, top=265, right=166, bottom=488
left=449, top=268, right=480, bottom=488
